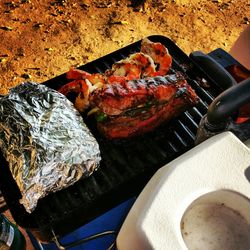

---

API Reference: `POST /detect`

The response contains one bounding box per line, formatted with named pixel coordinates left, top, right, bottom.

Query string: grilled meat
left=90, top=73, right=199, bottom=139
left=58, top=39, right=198, bottom=139
left=90, top=73, right=189, bottom=115
left=58, top=38, right=172, bottom=112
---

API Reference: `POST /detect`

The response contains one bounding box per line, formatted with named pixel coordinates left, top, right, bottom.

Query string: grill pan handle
left=195, top=78, right=250, bottom=144
left=207, top=77, right=250, bottom=126
left=190, top=51, right=237, bottom=90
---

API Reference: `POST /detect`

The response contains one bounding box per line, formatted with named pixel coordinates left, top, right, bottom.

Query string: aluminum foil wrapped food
left=0, top=82, right=101, bottom=213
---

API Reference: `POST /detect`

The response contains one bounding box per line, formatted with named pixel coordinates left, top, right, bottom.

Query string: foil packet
left=0, top=82, right=101, bottom=213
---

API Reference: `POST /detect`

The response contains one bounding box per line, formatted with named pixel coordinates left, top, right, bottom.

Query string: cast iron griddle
left=0, top=35, right=223, bottom=240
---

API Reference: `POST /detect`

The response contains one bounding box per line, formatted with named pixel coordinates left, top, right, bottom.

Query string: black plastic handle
left=207, top=77, right=250, bottom=126
left=190, top=51, right=237, bottom=90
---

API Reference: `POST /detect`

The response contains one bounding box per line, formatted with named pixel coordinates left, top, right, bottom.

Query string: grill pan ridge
left=0, top=35, right=223, bottom=240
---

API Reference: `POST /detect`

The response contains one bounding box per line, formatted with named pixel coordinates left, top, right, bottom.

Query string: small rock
left=45, top=48, right=53, bottom=52
left=242, top=17, right=249, bottom=24
left=220, top=3, right=230, bottom=9
left=4, top=10, right=13, bottom=14
left=4, top=2, right=19, bottom=8
left=117, top=41, right=124, bottom=47
left=80, top=3, right=89, bottom=10
left=21, top=73, right=32, bottom=79
left=68, top=56, right=76, bottom=60
left=33, top=23, right=44, bottom=30
left=120, top=20, right=129, bottom=25
left=94, top=0, right=112, bottom=8
left=0, top=26, right=13, bottom=31
left=0, top=58, right=7, bottom=63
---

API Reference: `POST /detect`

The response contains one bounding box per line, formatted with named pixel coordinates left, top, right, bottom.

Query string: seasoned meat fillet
left=90, top=73, right=199, bottom=139
left=90, top=72, right=193, bottom=116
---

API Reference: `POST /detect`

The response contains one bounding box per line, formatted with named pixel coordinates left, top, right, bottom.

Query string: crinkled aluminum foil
left=0, top=82, right=101, bottom=213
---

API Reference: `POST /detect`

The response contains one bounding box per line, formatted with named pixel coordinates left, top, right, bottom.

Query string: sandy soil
left=0, top=0, right=249, bottom=95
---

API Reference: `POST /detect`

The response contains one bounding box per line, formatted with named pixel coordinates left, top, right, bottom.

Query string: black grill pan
left=0, top=35, right=224, bottom=240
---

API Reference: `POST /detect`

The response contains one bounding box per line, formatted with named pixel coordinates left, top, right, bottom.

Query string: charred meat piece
left=90, top=73, right=189, bottom=115
left=90, top=73, right=199, bottom=139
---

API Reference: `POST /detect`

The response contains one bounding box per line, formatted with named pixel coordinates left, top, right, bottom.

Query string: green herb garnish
left=96, top=112, right=107, bottom=122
